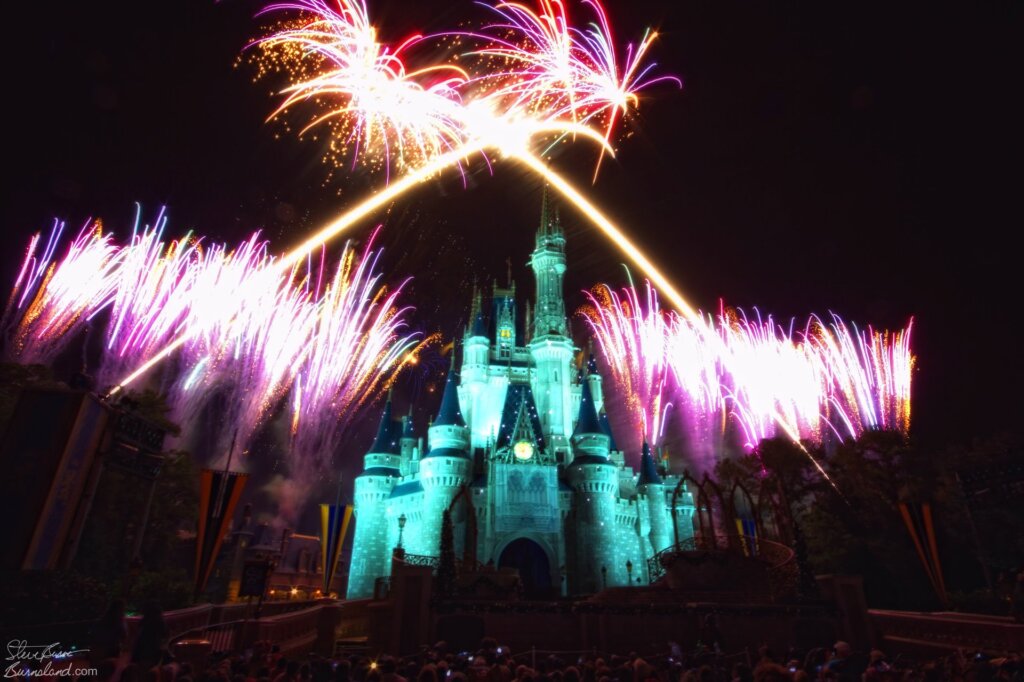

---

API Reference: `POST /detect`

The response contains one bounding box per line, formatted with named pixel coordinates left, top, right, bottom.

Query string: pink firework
left=581, top=281, right=671, bottom=446
left=98, top=206, right=202, bottom=387
left=805, top=314, right=914, bottom=439
left=286, top=229, right=420, bottom=492
left=3, top=219, right=120, bottom=365
left=584, top=282, right=916, bottom=468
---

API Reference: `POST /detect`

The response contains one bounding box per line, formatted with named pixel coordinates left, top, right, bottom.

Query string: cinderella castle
left=347, top=192, right=695, bottom=599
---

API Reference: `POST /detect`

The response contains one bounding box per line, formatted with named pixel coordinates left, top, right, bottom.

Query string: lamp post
left=626, top=560, right=633, bottom=584
left=601, top=565, right=607, bottom=589
left=397, top=513, right=407, bottom=550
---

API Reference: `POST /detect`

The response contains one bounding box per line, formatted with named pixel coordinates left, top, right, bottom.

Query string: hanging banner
left=898, top=501, right=947, bottom=605
left=320, top=503, right=353, bottom=595
left=194, top=468, right=248, bottom=599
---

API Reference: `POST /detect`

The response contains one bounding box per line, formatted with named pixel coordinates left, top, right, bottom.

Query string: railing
left=253, top=605, right=323, bottom=656
left=127, top=604, right=213, bottom=644
left=869, top=609, right=1024, bottom=653
left=646, top=534, right=797, bottom=600
left=397, top=553, right=440, bottom=571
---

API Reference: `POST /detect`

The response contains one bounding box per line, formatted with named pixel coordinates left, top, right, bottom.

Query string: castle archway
left=498, top=538, right=553, bottom=597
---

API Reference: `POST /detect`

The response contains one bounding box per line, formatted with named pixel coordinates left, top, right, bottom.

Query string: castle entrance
left=498, top=538, right=553, bottom=598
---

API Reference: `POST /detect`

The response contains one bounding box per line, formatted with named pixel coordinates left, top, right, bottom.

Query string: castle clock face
left=513, top=440, right=534, bottom=461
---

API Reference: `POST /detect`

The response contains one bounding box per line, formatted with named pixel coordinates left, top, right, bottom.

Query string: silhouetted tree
left=438, top=509, right=456, bottom=597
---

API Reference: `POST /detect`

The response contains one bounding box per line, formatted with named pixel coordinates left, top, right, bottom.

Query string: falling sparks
left=285, top=228, right=422, bottom=486
left=583, top=281, right=915, bottom=469
left=2, top=213, right=421, bottom=484
left=3, top=219, right=120, bottom=365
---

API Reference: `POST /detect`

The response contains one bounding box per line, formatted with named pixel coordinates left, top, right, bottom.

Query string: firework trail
left=2, top=219, right=120, bottom=365
left=113, top=0, right=674, bottom=394
left=116, top=0, right=852, bottom=487
left=581, top=281, right=671, bottom=445
left=285, top=230, right=420, bottom=491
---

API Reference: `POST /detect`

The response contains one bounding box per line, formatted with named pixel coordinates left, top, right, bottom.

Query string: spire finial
left=539, top=183, right=551, bottom=237
left=434, top=356, right=465, bottom=427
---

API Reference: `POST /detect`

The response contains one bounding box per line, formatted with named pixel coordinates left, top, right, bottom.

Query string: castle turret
left=567, top=380, right=619, bottom=593
left=462, top=301, right=491, bottom=438
left=530, top=186, right=567, bottom=337
left=419, top=364, right=472, bottom=556
left=465, top=288, right=489, bottom=370
left=347, top=397, right=402, bottom=598
left=585, top=351, right=604, bottom=415
left=637, top=441, right=672, bottom=557
left=571, top=381, right=610, bottom=457
left=400, top=409, right=418, bottom=475
left=493, top=283, right=516, bottom=359
left=529, top=188, right=575, bottom=455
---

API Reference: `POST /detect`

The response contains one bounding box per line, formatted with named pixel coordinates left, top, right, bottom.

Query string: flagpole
left=214, top=428, right=239, bottom=519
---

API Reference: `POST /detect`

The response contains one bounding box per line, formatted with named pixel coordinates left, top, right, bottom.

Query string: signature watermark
left=5, top=641, right=97, bottom=678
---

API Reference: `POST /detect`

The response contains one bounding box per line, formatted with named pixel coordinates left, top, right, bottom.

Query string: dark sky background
left=2, top=0, right=1022, bottom=523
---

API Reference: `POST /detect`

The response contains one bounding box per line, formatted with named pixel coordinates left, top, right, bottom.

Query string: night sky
left=3, top=0, right=1022, bottom=462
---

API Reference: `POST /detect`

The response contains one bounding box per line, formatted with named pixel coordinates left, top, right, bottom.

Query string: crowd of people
left=82, top=601, right=1021, bottom=682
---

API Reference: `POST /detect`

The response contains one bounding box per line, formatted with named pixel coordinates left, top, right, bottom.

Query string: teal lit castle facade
left=347, top=193, right=695, bottom=599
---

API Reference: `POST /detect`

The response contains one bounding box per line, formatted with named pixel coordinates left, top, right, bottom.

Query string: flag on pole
left=194, top=468, right=248, bottom=599
left=898, top=501, right=947, bottom=605
left=321, top=503, right=353, bottom=595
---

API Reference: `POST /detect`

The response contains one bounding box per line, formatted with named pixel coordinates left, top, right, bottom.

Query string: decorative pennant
left=320, top=503, right=353, bottom=595
left=194, top=468, right=248, bottom=599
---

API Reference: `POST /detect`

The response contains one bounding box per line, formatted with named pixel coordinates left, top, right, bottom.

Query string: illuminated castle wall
left=347, top=193, right=695, bottom=599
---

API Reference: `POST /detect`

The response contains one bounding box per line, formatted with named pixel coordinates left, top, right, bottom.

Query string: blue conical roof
left=572, top=379, right=602, bottom=437
left=402, top=410, right=415, bottom=438
left=368, top=397, right=399, bottom=454
left=598, top=410, right=619, bottom=451
left=434, top=364, right=465, bottom=426
left=586, top=353, right=599, bottom=375
left=638, top=441, right=663, bottom=486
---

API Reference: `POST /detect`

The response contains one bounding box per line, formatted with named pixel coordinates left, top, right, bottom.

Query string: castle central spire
left=529, top=185, right=567, bottom=338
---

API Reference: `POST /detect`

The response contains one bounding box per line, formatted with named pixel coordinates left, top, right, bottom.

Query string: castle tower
left=529, top=188, right=576, bottom=457
left=637, top=441, right=672, bottom=557
left=419, top=364, right=472, bottom=557
left=493, top=281, right=516, bottom=359
left=347, top=397, right=401, bottom=599
left=530, top=186, right=567, bottom=337
left=585, top=351, right=604, bottom=415
left=400, top=409, right=418, bottom=475
left=462, top=290, right=491, bottom=443
left=566, top=380, right=619, bottom=593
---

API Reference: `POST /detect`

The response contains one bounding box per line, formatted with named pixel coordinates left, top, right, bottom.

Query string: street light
left=601, top=565, right=607, bottom=589
left=397, top=513, right=407, bottom=549
left=626, top=560, right=633, bottom=584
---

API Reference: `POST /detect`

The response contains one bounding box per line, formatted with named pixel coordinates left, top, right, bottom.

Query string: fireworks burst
left=114, top=0, right=682, bottom=396
left=3, top=219, right=120, bottom=365
left=4, top=211, right=421, bottom=495
left=581, top=281, right=670, bottom=445
left=252, top=0, right=470, bottom=179
left=582, top=282, right=915, bottom=469
left=286, top=229, right=421, bottom=489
